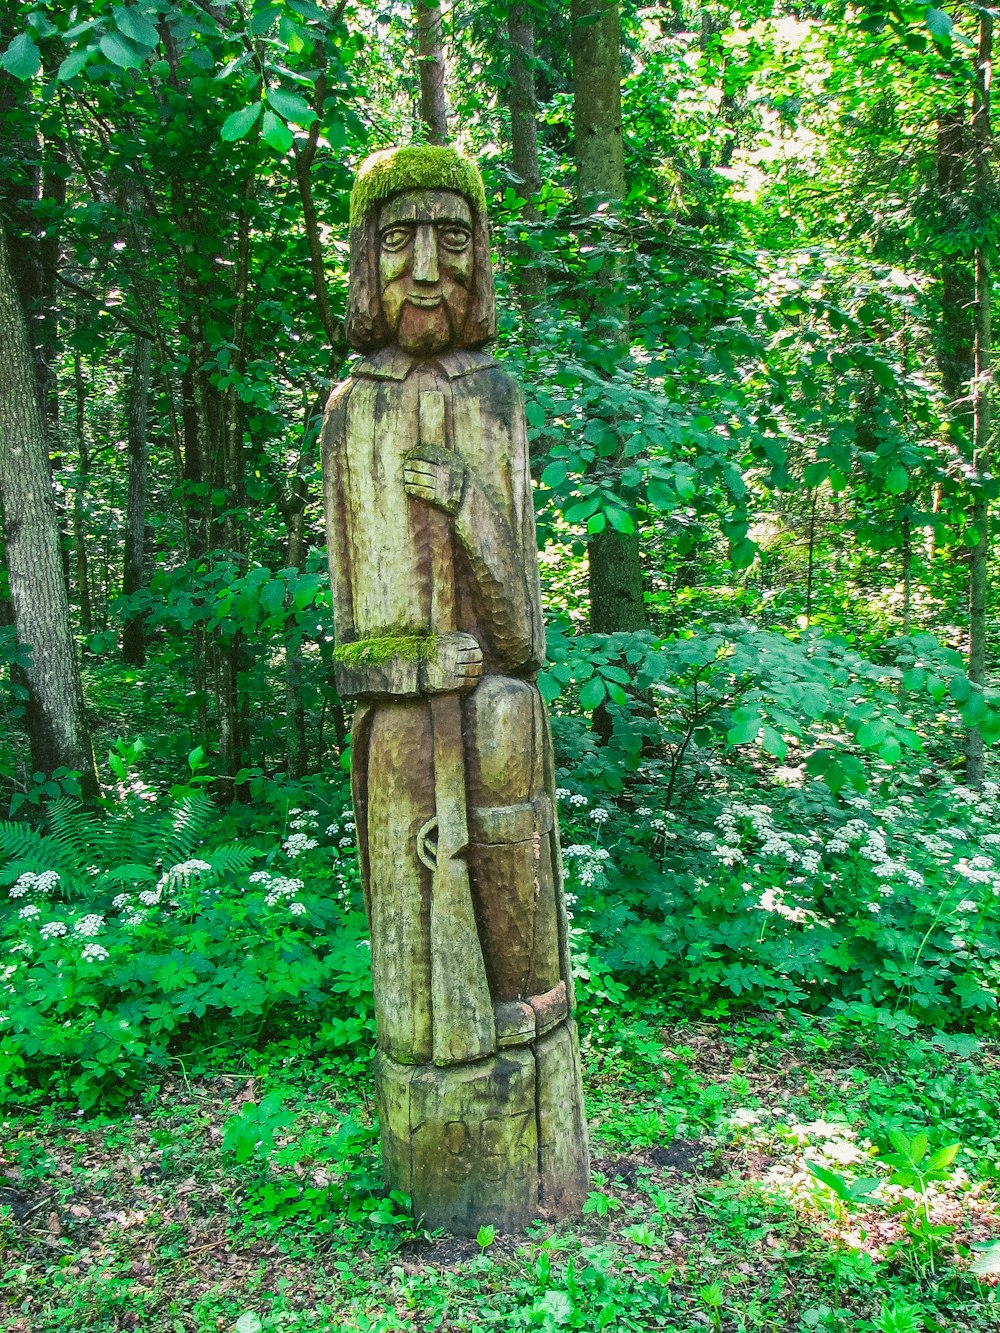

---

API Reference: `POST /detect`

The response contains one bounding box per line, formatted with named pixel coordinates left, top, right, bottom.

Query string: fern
left=160, top=794, right=214, bottom=866
left=0, top=791, right=258, bottom=904
left=46, top=797, right=107, bottom=869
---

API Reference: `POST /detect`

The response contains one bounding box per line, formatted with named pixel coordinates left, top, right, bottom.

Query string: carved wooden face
left=377, top=190, right=474, bottom=354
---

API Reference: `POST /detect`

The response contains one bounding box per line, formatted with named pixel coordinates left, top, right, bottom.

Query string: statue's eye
left=380, top=226, right=413, bottom=252
left=439, top=225, right=471, bottom=252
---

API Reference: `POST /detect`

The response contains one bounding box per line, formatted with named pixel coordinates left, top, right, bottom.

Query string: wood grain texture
left=323, top=182, right=588, bottom=1229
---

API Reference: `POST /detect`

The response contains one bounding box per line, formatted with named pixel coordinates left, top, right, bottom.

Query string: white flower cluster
left=19, top=904, right=41, bottom=920
left=40, top=921, right=67, bottom=940
left=568, top=793, right=589, bottom=808
left=81, top=942, right=109, bottom=962
left=283, top=833, right=318, bottom=858
left=163, top=859, right=212, bottom=886
left=9, top=870, right=60, bottom=899
left=74, top=914, right=104, bottom=937
left=562, top=844, right=611, bottom=888
left=589, top=807, right=610, bottom=825
left=254, top=871, right=307, bottom=915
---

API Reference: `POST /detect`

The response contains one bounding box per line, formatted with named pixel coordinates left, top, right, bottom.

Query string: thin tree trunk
left=416, top=0, right=450, bottom=144
left=507, top=1, right=545, bottom=307
left=805, top=488, right=817, bottom=623
left=571, top=0, right=647, bottom=635
left=122, top=335, right=152, bottom=666
left=72, top=345, right=93, bottom=638
left=966, top=11, right=993, bottom=788
left=0, top=221, right=97, bottom=793
left=902, top=509, right=912, bottom=636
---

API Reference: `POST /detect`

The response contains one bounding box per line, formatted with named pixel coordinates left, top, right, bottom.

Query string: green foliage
left=0, top=778, right=372, bottom=1109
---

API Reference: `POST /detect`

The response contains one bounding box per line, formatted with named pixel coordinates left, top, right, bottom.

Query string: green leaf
left=926, top=1143, right=960, bottom=1172
left=856, top=719, right=887, bottom=749
left=113, top=6, right=159, bottom=47
left=541, top=461, right=567, bottom=489
left=927, top=674, right=947, bottom=703
left=236, top=1315, right=264, bottom=1333
left=803, top=462, right=828, bottom=488
left=248, top=4, right=281, bottom=34
left=948, top=673, right=972, bottom=704
left=727, top=710, right=761, bottom=746
left=99, top=31, right=148, bottom=68
left=674, top=463, right=697, bottom=500
left=760, top=725, right=787, bottom=760
left=261, top=109, right=294, bottom=152
left=647, top=478, right=675, bottom=511
left=972, top=1242, right=1000, bottom=1277
left=221, top=102, right=262, bottom=141
left=266, top=87, right=316, bottom=125
left=0, top=33, right=41, bottom=79
left=57, top=49, right=92, bottom=81
left=925, top=6, right=953, bottom=39
left=606, top=507, right=635, bottom=535
left=806, top=1161, right=850, bottom=1198
left=537, top=672, right=560, bottom=704
left=885, top=464, right=908, bottom=495
left=579, top=677, right=607, bottom=711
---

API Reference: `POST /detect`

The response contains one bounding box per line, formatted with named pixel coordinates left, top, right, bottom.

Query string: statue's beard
left=393, top=297, right=466, bottom=354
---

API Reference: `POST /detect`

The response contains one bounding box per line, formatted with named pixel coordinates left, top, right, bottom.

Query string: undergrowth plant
left=0, top=772, right=371, bottom=1109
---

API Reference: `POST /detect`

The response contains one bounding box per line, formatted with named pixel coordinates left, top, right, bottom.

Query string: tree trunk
left=122, top=335, right=152, bottom=666
left=0, top=222, right=97, bottom=793
left=72, top=345, right=93, bottom=638
left=507, top=1, right=545, bottom=307
left=416, top=0, right=450, bottom=144
left=965, top=11, right=993, bottom=788
left=571, top=0, right=647, bottom=635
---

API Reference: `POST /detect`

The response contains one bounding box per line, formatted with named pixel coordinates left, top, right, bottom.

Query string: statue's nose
left=412, top=224, right=439, bottom=284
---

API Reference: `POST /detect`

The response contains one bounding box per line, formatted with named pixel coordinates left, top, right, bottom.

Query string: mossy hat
left=344, top=143, right=496, bottom=353
left=349, top=145, right=488, bottom=228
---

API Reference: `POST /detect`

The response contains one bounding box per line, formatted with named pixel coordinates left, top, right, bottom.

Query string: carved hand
left=422, top=631, right=483, bottom=694
left=403, top=443, right=466, bottom=515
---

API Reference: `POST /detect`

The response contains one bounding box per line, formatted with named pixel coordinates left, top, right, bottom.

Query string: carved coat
left=322, top=346, right=571, bottom=1067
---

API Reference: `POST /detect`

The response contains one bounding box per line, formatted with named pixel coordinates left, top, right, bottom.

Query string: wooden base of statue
left=376, top=1018, right=589, bottom=1234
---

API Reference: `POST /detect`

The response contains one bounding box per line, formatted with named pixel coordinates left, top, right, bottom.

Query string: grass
left=3, top=1007, right=1000, bottom=1332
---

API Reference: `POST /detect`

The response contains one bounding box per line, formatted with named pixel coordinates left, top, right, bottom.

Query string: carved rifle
left=414, top=376, right=495, bottom=1066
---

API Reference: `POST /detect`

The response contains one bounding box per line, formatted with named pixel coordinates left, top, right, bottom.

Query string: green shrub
left=0, top=788, right=372, bottom=1108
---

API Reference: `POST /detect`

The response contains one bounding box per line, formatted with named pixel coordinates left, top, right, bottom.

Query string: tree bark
left=72, top=345, right=93, bottom=639
left=571, top=0, right=647, bottom=635
left=965, top=11, right=993, bottom=788
left=0, top=221, right=97, bottom=793
left=416, top=0, right=450, bottom=144
left=122, top=335, right=152, bottom=666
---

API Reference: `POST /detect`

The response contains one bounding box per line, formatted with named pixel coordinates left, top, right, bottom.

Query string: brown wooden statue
left=322, top=145, right=589, bottom=1233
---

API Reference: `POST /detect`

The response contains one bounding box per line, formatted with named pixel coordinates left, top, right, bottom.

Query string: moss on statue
left=333, top=633, right=440, bottom=667
left=349, top=146, right=487, bottom=228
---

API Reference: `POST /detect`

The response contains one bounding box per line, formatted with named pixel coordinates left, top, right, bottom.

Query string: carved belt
left=494, top=980, right=569, bottom=1048
left=467, top=794, right=553, bottom=844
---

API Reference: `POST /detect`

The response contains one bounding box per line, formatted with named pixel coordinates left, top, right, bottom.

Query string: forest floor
left=2, top=1011, right=999, bottom=1333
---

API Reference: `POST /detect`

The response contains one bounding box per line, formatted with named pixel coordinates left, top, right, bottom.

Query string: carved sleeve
left=453, top=379, right=544, bottom=672
left=321, top=379, right=356, bottom=648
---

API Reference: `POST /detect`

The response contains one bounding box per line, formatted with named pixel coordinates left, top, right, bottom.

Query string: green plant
left=806, top=1161, right=881, bottom=1322
left=878, top=1129, right=961, bottom=1277
left=699, top=1281, right=725, bottom=1333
